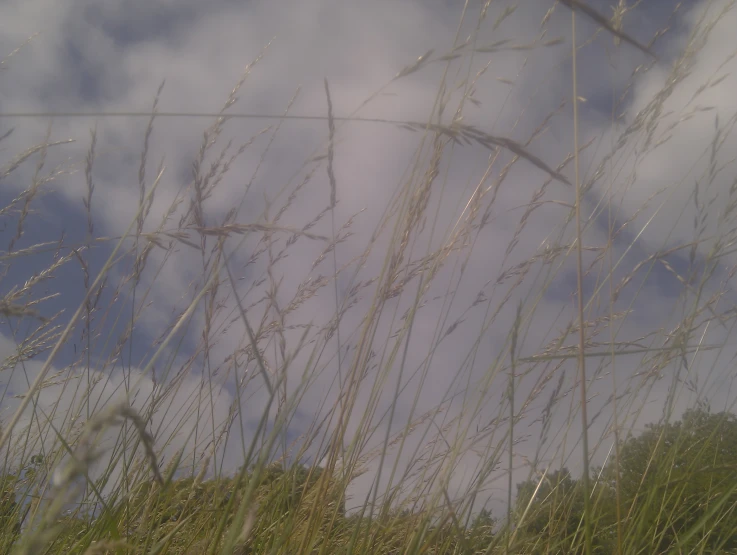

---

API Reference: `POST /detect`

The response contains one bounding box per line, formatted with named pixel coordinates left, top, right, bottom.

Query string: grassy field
left=2, top=0, right=737, bottom=553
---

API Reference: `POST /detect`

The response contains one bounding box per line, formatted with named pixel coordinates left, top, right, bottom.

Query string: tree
left=605, top=407, right=737, bottom=552
left=467, top=507, right=496, bottom=551
left=513, top=408, right=737, bottom=553
left=514, top=467, right=608, bottom=553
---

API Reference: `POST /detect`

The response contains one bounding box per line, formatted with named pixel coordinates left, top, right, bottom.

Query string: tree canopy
left=514, top=407, right=737, bottom=553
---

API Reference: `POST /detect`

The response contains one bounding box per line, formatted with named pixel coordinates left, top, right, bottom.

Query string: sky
left=1, top=0, right=737, bottom=518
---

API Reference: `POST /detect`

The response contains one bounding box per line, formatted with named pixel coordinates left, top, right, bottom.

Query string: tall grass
left=1, top=0, right=737, bottom=553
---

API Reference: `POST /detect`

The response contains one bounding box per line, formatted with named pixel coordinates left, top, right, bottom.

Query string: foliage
left=94, top=463, right=347, bottom=554
left=514, top=468, right=615, bottom=554
left=31, top=460, right=500, bottom=554
left=609, top=408, right=737, bottom=553
left=514, top=408, right=737, bottom=553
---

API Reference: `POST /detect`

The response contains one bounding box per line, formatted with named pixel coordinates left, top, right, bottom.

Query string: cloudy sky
left=1, top=0, right=737, bottom=516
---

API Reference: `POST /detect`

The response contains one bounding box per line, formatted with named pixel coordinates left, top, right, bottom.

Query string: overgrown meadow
left=2, top=1, right=737, bottom=553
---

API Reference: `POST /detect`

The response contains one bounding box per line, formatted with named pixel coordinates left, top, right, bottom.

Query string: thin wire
left=0, top=111, right=407, bottom=125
